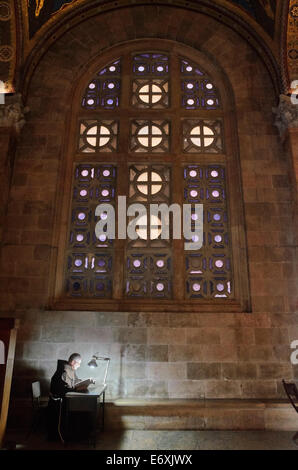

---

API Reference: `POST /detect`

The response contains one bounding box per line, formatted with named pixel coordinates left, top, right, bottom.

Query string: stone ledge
left=7, top=398, right=298, bottom=432
left=105, top=399, right=298, bottom=431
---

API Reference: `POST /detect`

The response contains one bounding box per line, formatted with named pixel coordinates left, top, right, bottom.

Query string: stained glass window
left=59, top=47, right=246, bottom=310
left=82, top=59, right=121, bottom=110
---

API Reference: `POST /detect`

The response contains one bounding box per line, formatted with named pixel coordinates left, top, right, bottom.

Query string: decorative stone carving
left=273, top=94, right=298, bottom=137
left=0, top=93, right=29, bottom=133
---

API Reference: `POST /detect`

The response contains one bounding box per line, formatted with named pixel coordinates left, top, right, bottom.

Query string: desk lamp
left=88, top=354, right=110, bottom=385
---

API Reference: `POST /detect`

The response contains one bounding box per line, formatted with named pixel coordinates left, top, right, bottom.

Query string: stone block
left=148, top=327, right=186, bottom=345
left=41, top=326, right=75, bottom=342
left=257, top=363, right=293, bottom=380
left=147, top=363, right=186, bottom=380
left=22, top=341, right=58, bottom=360
left=187, top=363, right=221, bottom=380
left=95, top=312, right=128, bottom=327
left=222, top=363, right=257, bottom=380
left=186, top=328, right=221, bottom=345
left=74, top=327, right=115, bottom=343
left=116, top=327, right=147, bottom=344
left=167, top=380, right=205, bottom=399
left=146, top=345, right=168, bottom=362
left=241, top=380, right=277, bottom=398
left=168, top=345, right=202, bottom=362
left=125, top=380, right=168, bottom=398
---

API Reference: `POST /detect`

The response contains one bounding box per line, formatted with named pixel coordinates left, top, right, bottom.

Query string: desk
left=64, top=384, right=106, bottom=446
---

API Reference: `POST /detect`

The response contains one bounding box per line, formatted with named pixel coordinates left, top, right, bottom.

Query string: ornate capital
left=0, top=93, right=29, bottom=133
left=273, top=94, right=298, bottom=137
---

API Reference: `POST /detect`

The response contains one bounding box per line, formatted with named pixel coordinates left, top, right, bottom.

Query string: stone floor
left=3, top=429, right=298, bottom=450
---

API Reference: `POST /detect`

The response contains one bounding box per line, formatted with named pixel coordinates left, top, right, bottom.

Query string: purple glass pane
left=78, top=213, right=86, bottom=220
left=215, top=260, right=224, bottom=268
left=192, top=283, right=200, bottom=292
left=74, top=259, right=82, bottom=267
left=156, top=260, right=164, bottom=268
left=214, top=235, right=222, bottom=243
left=217, top=283, right=224, bottom=292
left=103, top=170, right=110, bottom=177
left=76, top=234, right=84, bottom=242
left=133, top=259, right=141, bottom=268
left=156, top=283, right=164, bottom=292
left=213, top=214, right=221, bottom=221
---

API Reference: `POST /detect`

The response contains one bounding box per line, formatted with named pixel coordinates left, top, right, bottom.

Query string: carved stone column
left=273, top=94, right=298, bottom=250
left=0, top=94, right=28, bottom=243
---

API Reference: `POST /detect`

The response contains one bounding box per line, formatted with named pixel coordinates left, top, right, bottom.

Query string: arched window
left=52, top=41, right=250, bottom=313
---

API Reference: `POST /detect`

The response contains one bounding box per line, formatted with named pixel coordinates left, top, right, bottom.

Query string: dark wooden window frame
left=49, top=40, right=251, bottom=313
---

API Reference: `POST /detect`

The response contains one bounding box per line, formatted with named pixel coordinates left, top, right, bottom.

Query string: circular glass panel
left=192, top=283, right=201, bottom=292
left=136, top=214, right=162, bottom=240
left=203, top=126, right=215, bottom=147
left=99, top=125, right=111, bottom=147
left=133, top=259, right=141, bottom=268
left=137, top=171, right=162, bottom=195
left=156, top=260, right=164, bottom=268
left=76, top=234, right=84, bottom=242
left=139, top=84, right=162, bottom=104
left=214, top=235, right=222, bottom=243
left=215, top=260, right=224, bottom=268
left=156, top=283, right=164, bottom=292
left=190, top=126, right=201, bottom=147
left=137, top=125, right=162, bottom=147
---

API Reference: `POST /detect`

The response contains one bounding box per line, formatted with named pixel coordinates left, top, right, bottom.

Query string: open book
left=74, top=378, right=95, bottom=391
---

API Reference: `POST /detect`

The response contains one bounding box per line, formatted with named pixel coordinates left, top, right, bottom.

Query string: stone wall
left=0, top=5, right=297, bottom=405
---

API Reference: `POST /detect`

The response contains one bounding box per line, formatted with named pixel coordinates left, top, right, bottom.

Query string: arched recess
left=49, top=38, right=251, bottom=313
left=20, top=0, right=282, bottom=100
